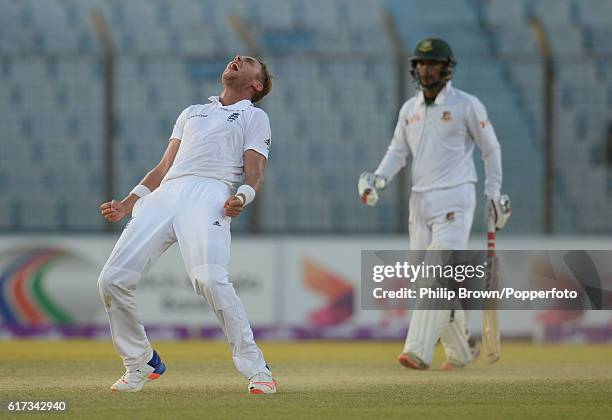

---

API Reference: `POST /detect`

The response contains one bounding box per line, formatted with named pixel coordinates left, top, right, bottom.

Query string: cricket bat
left=482, top=215, right=501, bottom=364
left=482, top=195, right=511, bottom=364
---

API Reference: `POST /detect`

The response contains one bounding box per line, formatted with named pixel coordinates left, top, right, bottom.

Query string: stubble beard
left=222, top=73, right=248, bottom=91
left=419, top=74, right=445, bottom=92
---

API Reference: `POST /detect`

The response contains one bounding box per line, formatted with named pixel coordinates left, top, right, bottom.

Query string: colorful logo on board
left=302, top=258, right=354, bottom=327
left=0, top=248, right=99, bottom=326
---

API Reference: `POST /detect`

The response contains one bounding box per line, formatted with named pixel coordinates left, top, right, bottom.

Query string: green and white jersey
left=375, top=82, right=502, bottom=199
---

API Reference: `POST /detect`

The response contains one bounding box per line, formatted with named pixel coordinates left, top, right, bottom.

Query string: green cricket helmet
left=409, top=38, right=457, bottom=84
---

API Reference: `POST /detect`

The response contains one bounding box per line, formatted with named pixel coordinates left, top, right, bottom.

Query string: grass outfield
left=1, top=340, right=611, bottom=419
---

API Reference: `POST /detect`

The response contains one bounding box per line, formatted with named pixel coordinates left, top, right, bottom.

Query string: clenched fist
left=223, top=195, right=244, bottom=218
left=100, top=199, right=130, bottom=223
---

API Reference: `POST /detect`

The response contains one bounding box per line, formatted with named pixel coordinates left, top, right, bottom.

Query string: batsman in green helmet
left=409, top=38, right=457, bottom=93
left=358, top=38, right=511, bottom=370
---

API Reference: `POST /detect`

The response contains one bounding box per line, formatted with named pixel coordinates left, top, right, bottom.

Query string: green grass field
left=1, top=340, right=611, bottom=419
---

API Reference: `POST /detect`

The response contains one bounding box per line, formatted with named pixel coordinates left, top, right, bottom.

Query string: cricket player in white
left=98, top=55, right=277, bottom=393
left=358, top=39, right=509, bottom=370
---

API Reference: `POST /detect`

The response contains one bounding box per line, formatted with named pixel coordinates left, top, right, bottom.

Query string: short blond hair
left=252, top=58, right=273, bottom=103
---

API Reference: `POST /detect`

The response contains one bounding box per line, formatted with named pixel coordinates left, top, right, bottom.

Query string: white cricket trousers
left=97, top=176, right=268, bottom=378
left=403, top=183, right=476, bottom=366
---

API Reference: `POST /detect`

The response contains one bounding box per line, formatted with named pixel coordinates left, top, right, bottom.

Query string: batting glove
left=486, top=194, right=512, bottom=230
left=358, top=172, right=387, bottom=206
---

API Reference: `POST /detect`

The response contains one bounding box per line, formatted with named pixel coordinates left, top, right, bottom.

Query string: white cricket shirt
left=162, top=96, right=271, bottom=189
left=375, top=82, right=502, bottom=199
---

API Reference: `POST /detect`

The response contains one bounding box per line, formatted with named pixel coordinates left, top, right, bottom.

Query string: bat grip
left=487, top=215, right=496, bottom=255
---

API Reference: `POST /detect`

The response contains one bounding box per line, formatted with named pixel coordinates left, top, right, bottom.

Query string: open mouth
left=230, top=62, right=239, bottom=71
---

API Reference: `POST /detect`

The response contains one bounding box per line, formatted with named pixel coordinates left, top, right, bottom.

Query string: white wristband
left=236, top=184, right=256, bottom=206
left=130, top=184, right=151, bottom=198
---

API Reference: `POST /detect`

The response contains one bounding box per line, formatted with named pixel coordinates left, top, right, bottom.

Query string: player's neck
left=422, top=84, right=444, bottom=105
left=219, top=88, right=253, bottom=106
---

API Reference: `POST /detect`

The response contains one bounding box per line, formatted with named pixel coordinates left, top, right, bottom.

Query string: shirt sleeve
left=244, top=109, right=272, bottom=159
left=375, top=102, right=411, bottom=180
left=466, top=96, right=502, bottom=199
left=169, top=106, right=191, bottom=141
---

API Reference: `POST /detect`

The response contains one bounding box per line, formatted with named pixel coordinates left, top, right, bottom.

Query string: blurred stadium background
left=0, top=0, right=611, bottom=347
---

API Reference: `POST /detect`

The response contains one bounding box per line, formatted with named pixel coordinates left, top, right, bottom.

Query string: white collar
left=208, top=96, right=253, bottom=111
left=416, top=81, right=453, bottom=106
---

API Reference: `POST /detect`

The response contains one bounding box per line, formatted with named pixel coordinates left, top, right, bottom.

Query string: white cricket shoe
left=110, top=350, right=166, bottom=392
left=248, top=371, right=277, bottom=394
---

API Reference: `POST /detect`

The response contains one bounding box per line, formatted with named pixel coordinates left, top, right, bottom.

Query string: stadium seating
left=0, top=0, right=610, bottom=233
left=481, top=0, right=612, bottom=232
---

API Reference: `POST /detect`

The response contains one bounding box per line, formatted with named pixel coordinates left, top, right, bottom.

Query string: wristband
left=130, top=184, right=151, bottom=198
left=236, top=184, right=256, bottom=206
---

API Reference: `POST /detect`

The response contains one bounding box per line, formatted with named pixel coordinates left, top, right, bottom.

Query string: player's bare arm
left=100, top=139, right=181, bottom=222
left=224, top=149, right=267, bottom=218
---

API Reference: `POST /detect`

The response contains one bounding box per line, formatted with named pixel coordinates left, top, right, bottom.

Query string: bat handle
left=487, top=215, right=496, bottom=254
